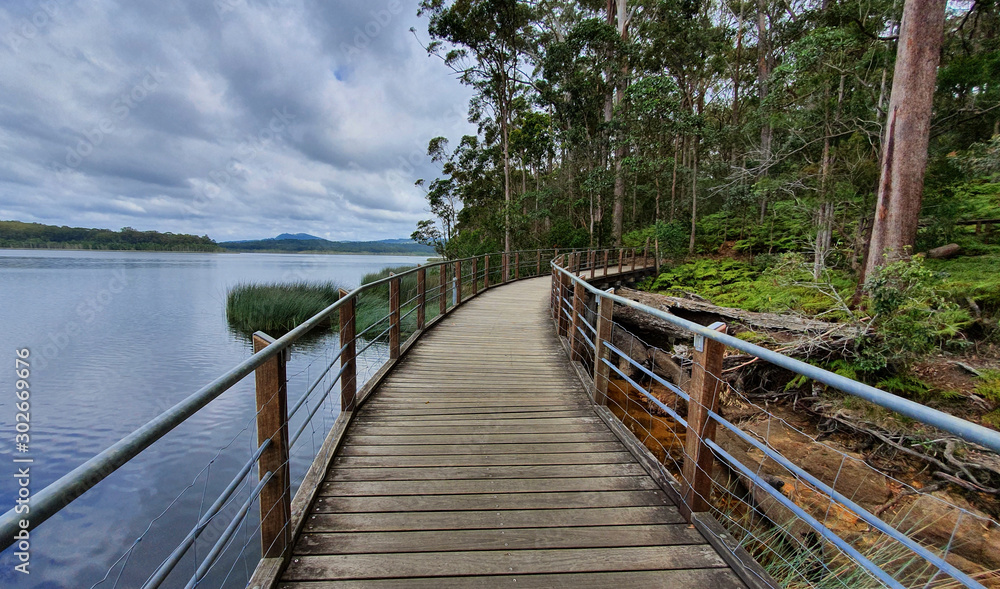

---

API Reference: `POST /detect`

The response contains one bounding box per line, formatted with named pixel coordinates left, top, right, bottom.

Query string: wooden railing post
left=603, top=250, right=609, bottom=276
left=389, top=277, right=400, bottom=359
left=515, top=252, right=520, bottom=279
left=537, top=250, right=542, bottom=275
left=503, top=253, right=509, bottom=283
left=550, top=263, right=557, bottom=321
left=681, top=322, right=728, bottom=520
left=484, top=255, right=490, bottom=290
left=439, top=262, right=447, bottom=316
left=416, top=267, right=426, bottom=330
left=252, top=332, right=290, bottom=559
left=557, top=263, right=571, bottom=339
left=594, top=292, right=614, bottom=406
left=471, top=257, right=478, bottom=296
left=337, top=290, right=356, bottom=412
left=618, top=249, right=624, bottom=273
left=454, top=260, right=462, bottom=305
left=589, top=250, right=596, bottom=279
left=570, top=278, right=586, bottom=362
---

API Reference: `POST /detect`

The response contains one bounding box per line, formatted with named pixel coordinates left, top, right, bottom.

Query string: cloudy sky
left=0, top=0, right=474, bottom=241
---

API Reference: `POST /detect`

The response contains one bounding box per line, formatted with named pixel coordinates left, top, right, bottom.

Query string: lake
left=0, top=250, right=430, bottom=589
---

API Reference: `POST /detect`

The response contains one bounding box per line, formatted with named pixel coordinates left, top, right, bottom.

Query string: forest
left=0, top=220, right=223, bottom=251
left=412, top=0, right=1000, bottom=403
left=412, top=0, right=1000, bottom=535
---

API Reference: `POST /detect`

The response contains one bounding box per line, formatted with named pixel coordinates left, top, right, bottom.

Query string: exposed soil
left=605, top=374, right=1000, bottom=586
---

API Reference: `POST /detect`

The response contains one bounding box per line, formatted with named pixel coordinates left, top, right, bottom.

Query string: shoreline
left=0, top=246, right=434, bottom=256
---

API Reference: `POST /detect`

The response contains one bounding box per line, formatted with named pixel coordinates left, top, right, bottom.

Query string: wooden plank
left=361, top=409, right=596, bottom=419
left=294, top=523, right=699, bottom=554
left=347, top=423, right=609, bottom=436
left=301, top=506, right=685, bottom=533
left=279, top=569, right=746, bottom=588
left=326, top=463, right=648, bottom=482
left=313, top=490, right=671, bottom=513
left=319, top=476, right=660, bottom=496
left=331, top=452, right=635, bottom=468
left=351, top=417, right=605, bottom=427
left=343, top=432, right=619, bottom=445
left=282, top=545, right=729, bottom=580
left=337, top=442, right=626, bottom=456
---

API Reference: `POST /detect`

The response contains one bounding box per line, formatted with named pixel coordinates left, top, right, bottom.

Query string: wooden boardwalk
left=279, top=277, right=748, bottom=588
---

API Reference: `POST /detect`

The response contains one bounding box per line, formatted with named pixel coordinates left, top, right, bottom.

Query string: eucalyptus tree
left=865, top=0, right=947, bottom=279
left=418, top=0, right=536, bottom=254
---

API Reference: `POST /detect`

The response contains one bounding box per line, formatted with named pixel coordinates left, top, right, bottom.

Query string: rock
left=892, top=492, right=1000, bottom=571
left=927, top=243, right=961, bottom=259
left=611, top=328, right=648, bottom=378
left=649, top=347, right=686, bottom=388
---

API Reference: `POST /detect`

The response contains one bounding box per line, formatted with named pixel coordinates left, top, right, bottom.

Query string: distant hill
left=274, top=233, right=323, bottom=241
left=219, top=236, right=434, bottom=255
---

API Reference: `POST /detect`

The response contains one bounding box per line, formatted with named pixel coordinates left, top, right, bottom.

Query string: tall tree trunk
left=670, top=135, right=679, bottom=222
left=865, top=0, right=946, bottom=279
left=689, top=139, right=699, bottom=254
left=611, top=0, right=631, bottom=247
left=502, top=97, right=512, bottom=254
left=757, top=0, right=772, bottom=224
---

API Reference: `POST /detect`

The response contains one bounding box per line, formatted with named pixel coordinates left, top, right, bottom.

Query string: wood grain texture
left=280, top=276, right=746, bottom=588
left=278, top=569, right=746, bottom=588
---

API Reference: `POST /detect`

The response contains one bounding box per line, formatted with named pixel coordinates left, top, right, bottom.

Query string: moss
left=649, top=257, right=853, bottom=319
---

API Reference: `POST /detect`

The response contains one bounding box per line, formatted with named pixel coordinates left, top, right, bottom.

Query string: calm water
left=0, top=250, right=429, bottom=589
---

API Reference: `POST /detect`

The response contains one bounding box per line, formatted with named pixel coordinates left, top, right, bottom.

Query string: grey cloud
left=0, top=0, right=474, bottom=241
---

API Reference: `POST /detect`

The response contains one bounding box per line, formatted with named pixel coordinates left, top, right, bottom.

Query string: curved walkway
left=279, top=277, right=748, bottom=588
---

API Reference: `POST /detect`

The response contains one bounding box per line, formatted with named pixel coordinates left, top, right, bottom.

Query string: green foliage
left=975, top=369, right=1000, bottom=404
left=862, top=258, right=973, bottom=371
left=925, top=251, right=1000, bottom=317
left=225, top=282, right=343, bottom=336
left=622, top=221, right=688, bottom=256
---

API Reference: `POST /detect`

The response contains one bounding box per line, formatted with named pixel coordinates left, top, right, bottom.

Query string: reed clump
left=226, top=281, right=343, bottom=335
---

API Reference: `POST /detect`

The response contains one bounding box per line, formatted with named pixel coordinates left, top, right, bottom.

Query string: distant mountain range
left=219, top=233, right=434, bottom=255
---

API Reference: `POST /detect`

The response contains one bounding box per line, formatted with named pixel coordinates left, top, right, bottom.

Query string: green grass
left=225, top=281, right=343, bottom=335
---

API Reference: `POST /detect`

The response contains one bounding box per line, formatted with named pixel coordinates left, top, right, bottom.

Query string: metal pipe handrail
left=141, top=439, right=271, bottom=588
left=0, top=247, right=566, bottom=548
left=553, top=262, right=1000, bottom=454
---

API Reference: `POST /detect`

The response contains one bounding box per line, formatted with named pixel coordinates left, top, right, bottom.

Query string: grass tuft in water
left=225, top=281, right=343, bottom=336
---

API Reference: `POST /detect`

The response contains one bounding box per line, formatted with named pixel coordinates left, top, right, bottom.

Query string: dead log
left=617, top=287, right=857, bottom=336
left=926, top=243, right=960, bottom=259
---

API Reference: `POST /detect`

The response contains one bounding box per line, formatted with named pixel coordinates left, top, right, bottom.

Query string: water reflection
left=0, top=250, right=428, bottom=589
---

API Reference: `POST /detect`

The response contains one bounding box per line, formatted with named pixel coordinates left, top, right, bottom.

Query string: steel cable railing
left=0, top=248, right=574, bottom=589
left=550, top=253, right=1000, bottom=589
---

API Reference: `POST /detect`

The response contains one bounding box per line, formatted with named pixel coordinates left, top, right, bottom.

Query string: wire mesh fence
left=551, top=256, right=1000, bottom=589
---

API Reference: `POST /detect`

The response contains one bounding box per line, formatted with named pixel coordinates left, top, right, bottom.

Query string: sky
left=0, top=0, right=474, bottom=242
